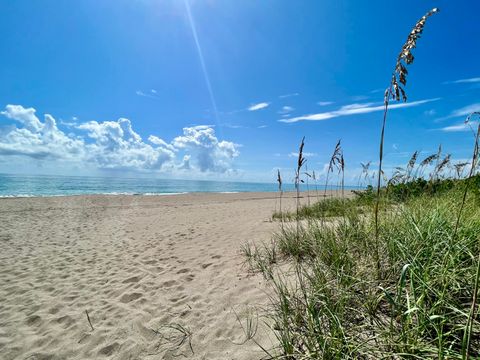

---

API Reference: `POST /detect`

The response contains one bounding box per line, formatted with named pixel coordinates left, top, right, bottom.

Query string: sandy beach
left=0, top=192, right=304, bottom=359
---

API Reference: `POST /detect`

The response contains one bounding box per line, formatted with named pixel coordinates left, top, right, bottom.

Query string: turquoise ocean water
left=0, top=174, right=359, bottom=197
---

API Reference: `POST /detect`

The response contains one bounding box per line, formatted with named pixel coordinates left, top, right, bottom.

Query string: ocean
left=0, top=173, right=358, bottom=197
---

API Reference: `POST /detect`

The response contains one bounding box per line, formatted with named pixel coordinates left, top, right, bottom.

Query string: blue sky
left=0, top=0, right=479, bottom=184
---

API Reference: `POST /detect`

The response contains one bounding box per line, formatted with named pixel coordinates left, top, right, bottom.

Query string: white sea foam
left=143, top=192, right=188, bottom=196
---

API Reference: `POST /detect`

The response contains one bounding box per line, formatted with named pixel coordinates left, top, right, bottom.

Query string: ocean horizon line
left=0, top=173, right=363, bottom=198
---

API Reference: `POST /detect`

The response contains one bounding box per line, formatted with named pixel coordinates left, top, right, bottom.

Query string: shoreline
left=0, top=189, right=355, bottom=200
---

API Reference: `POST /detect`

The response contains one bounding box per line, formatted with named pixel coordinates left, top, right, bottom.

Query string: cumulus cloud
left=173, top=125, right=239, bottom=173
left=248, top=102, right=270, bottom=111
left=0, top=105, right=84, bottom=160
left=2, top=105, right=44, bottom=132
left=279, top=98, right=440, bottom=123
left=77, top=118, right=175, bottom=170
left=148, top=135, right=177, bottom=151
left=0, top=105, right=240, bottom=174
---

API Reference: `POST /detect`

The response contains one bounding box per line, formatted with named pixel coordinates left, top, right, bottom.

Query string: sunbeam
left=184, top=0, right=221, bottom=128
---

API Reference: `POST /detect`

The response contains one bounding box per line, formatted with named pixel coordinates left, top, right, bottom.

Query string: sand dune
left=0, top=192, right=303, bottom=359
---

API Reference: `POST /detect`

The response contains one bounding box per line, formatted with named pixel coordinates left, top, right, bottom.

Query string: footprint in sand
left=161, top=280, right=177, bottom=287
left=122, top=276, right=141, bottom=283
left=98, top=342, right=120, bottom=356
left=25, top=314, right=42, bottom=326
left=119, top=292, right=143, bottom=303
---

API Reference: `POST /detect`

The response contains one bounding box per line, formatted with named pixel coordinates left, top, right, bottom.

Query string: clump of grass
left=247, top=189, right=480, bottom=358
left=455, top=113, right=480, bottom=236
left=272, top=196, right=372, bottom=221
left=151, top=323, right=194, bottom=356
left=241, top=241, right=278, bottom=280
left=240, top=7, right=480, bottom=359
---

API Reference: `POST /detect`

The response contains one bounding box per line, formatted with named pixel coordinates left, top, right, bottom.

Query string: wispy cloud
left=258, top=125, right=268, bottom=129
left=317, top=101, right=333, bottom=106
left=444, top=77, right=480, bottom=84
left=441, top=121, right=478, bottom=132
left=449, top=103, right=480, bottom=118
left=221, top=123, right=246, bottom=129
left=351, top=95, right=369, bottom=102
left=248, top=102, right=270, bottom=111
left=279, top=93, right=299, bottom=99
left=434, top=103, right=480, bottom=122
left=279, top=98, right=440, bottom=123
left=278, top=106, right=294, bottom=114
left=288, top=151, right=316, bottom=158
left=136, top=89, right=159, bottom=99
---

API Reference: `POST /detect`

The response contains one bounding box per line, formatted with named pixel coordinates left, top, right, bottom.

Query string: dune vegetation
left=242, top=8, right=480, bottom=359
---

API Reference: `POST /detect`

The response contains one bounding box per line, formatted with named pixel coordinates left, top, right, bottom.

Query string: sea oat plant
left=295, top=137, right=306, bottom=240
left=324, top=139, right=342, bottom=198
left=276, top=169, right=283, bottom=219
left=374, top=8, right=439, bottom=274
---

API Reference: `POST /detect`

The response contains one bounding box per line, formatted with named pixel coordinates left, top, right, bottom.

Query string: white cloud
left=148, top=135, right=177, bottom=151
left=1, top=105, right=44, bottom=132
left=279, top=93, right=299, bottom=98
left=0, top=104, right=240, bottom=174
left=317, top=101, right=333, bottom=106
left=441, top=121, right=479, bottom=132
left=0, top=105, right=84, bottom=160
left=351, top=95, right=369, bottom=102
left=221, top=123, right=245, bottom=129
left=444, top=77, right=480, bottom=84
left=178, top=155, right=191, bottom=170
left=136, top=89, right=159, bottom=99
left=288, top=152, right=316, bottom=158
left=434, top=103, right=480, bottom=122
left=450, top=103, right=480, bottom=118
left=172, top=125, right=239, bottom=173
left=78, top=118, right=175, bottom=170
left=278, top=106, right=294, bottom=115
left=248, top=102, right=270, bottom=111
left=279, top=98, right=440, bottom=123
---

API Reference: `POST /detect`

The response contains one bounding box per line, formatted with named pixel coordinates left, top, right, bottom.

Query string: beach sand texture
left=0, top=192, right=302, bottom=359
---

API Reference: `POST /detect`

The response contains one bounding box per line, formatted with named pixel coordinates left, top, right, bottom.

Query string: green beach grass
left=243, top=180, right=480, bottom=358
left=241, top=8, right=480, bottom=358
